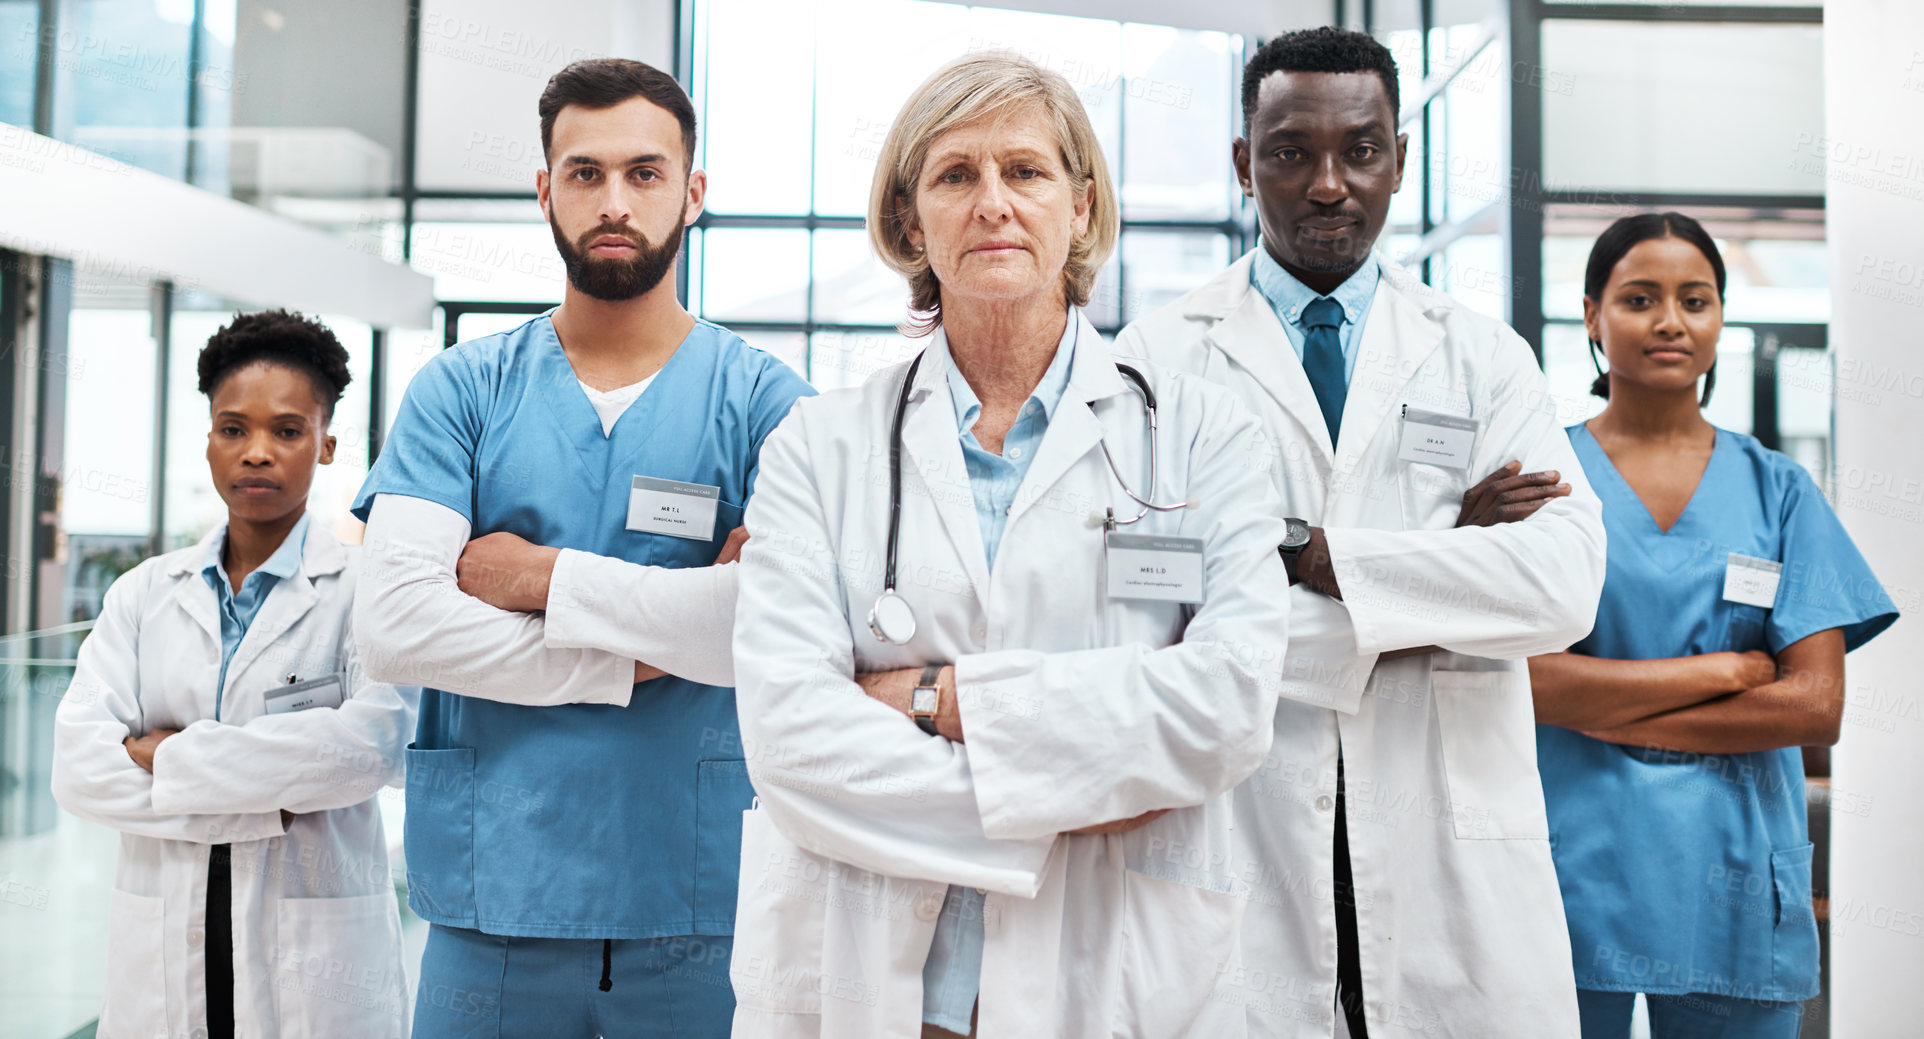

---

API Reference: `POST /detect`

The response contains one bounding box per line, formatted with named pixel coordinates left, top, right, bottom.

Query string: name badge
left=1723, top=553, right=1782, bottom=609
left=1396, top=405, right=1477, bottom=469
left=627, top=475, right=721, bottom=540
left=1105, top=532, right=1205, bottom=604
left=262, top=673, right=346, bottom=715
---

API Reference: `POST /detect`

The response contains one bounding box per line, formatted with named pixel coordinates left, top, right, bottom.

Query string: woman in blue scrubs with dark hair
left=1530, top=212, right=1897, bottom=1038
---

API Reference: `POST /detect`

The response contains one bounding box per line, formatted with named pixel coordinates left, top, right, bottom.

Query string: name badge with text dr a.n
left=1396, top=405, right=1477, bottom=469
left=627, top=475, right=721, bottom=541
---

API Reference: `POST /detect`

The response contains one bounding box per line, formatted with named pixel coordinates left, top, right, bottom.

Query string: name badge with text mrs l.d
left=1723, top=553, right=1782, bottom=609
left=262, top=673, right=346, bottom=715
left=627, top=476, right=721, bottom=541
left=1105, top=532, right=1206, bottom=604
left=1397, top=405, right=1477, bottom=470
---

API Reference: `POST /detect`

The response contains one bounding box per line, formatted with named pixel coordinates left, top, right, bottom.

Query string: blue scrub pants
left=413, top=924, right=734, bottom=1038
left=1577, top=989, right=1805, bottom=1039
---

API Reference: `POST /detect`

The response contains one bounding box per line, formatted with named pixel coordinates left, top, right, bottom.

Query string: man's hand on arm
left=1297, top=460, right=1573, bottom=657
left=1454, top=460, right=1571, bottom=528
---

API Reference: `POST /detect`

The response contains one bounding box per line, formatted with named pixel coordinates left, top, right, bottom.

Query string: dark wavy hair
left=540, top=58, right=697, bottom=171
left=1584, top=211, right=1726, bottom=404
left=197, top=309, right=352, bottom=419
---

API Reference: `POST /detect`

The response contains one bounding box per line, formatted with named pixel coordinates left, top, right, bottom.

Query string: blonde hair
left=867, top=52, right=1120, bottom=335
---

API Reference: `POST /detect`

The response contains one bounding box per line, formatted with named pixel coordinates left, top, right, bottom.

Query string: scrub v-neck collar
left=1574, top=421, right=1723, bottom=536
left=536, top=311, right=699, bottom=483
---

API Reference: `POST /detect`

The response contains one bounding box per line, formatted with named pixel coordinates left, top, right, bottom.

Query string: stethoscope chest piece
left=868, top=589, right=917, bottom=645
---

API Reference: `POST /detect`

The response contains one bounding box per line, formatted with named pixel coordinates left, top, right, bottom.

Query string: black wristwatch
left=1278, top=517, right=1313, bottom=582
left=910, top=664, right=943, bottom=736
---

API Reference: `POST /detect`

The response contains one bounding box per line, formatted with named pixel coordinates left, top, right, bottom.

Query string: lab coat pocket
left=273, top=892, right=407, bottom=1039
left=1430, top=670, right=1549, bottom=839
left=729, top=808, right=827, bottom=1015
left=693, top=758, right=753, bottom=930
left=1398, top=461, right=1470, bottom=530
left=1113, top=864, right=1246, bottom=1038
left=101, top=889, right=168, bottom=1038
left=1769, top=843, right=1820, bottom=994
left=403, top=745, right=475, bottom=923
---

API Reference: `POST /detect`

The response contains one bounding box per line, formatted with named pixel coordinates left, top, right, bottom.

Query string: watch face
left=1281, top=518, right=1312, bottom=550
left=912, top=687, right=938, bottom=714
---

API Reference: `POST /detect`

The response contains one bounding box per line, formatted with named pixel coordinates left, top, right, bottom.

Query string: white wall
left=1825, top=1, right=1924, bottom=1034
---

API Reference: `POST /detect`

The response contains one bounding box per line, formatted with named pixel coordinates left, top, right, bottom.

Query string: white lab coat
left=52, top=521, right=414, bottom=1039
left=1115, top=254, right=1606, bottom=1038
left=730, top=309, right=1306, bottom=1039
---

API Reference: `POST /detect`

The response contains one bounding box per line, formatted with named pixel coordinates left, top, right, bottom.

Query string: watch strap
left=913, top=664, right=943, bottom=736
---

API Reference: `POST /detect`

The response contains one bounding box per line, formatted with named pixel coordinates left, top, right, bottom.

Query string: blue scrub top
left=352, top=313, right=813, bottom=939
left=1539, top=424, right=1896, bottom=1000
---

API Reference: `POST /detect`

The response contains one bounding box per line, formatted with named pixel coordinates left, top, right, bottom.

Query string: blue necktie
left=1301, top=296, right=1347, bottom=445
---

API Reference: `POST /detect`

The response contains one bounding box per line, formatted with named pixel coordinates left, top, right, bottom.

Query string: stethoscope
left=867, top=323, right=1192, bottom=645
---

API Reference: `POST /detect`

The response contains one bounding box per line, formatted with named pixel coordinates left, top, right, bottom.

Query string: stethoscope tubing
left=873, top=321, right=1188, bottom=644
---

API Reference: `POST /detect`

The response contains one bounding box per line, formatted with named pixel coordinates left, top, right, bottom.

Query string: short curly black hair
left=1242, top=27, right=1401, bottom=136
left=197, top=309, right=352, bottom=419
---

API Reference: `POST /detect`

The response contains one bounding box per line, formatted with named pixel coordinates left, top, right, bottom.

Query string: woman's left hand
left=122, top=729, right=177, bottom=772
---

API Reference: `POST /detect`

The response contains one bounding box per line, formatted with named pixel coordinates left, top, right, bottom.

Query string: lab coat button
left=916, top=897, right=942, bottom=921
left=971, top=623, right=986, bottom=642
left=1314, top=794, right=1334, bottom=813
left=187, top=928, right=203, bottom=947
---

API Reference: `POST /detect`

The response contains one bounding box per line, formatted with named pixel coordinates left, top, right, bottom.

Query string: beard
left=549, top=209, right=686, bottom=302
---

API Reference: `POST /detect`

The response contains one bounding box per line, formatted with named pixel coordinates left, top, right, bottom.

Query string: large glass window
left=686, top=0, right=1247, bottom=371
left=1541, top=20, right=1824, bottom=196
left=59, top=267, right=158, bottom=627
left=0, top=0, right=38, bottom=127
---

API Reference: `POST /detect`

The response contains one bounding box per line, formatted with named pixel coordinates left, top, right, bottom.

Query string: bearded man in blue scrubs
left=352, top=59, right=813, bottom=1037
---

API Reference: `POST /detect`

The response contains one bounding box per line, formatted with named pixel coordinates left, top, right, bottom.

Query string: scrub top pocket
left=403, top=745, right=476, bottom=925
left=693, top=758, right=754, bottom=932
left=1769, top=843, right=1819, bottom=994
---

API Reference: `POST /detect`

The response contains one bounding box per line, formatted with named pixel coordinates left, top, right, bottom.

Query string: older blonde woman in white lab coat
left=53, top=311, right=413, bottom=1039
left=728, top=54, right=1312, bottom=1039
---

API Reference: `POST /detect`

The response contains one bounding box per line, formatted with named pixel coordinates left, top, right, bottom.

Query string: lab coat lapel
left=1201, top=281, right=1336, bottom=466
left=898, top=349, right=991, bottom=606
left=1334, top=268, right=1446, bottom=477
left=1007, top=311, right=1128, bottom=530
left=223, top=530, right=345, bottom=689
left=166, top=527, right=224, bottom=645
